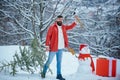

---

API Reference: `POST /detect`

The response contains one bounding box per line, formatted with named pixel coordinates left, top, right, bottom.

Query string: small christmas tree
left=0, top=38, right=47, bottom=76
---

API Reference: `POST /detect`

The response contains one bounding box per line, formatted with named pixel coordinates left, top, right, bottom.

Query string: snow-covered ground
left=0, top=45, right=120, bottom=80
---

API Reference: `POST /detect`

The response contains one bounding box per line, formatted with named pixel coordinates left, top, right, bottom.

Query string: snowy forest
left=0, top=0, right=120, bottom=58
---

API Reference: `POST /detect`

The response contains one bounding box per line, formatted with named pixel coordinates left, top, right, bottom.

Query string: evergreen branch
left=0, top=38, right=48, bottom=76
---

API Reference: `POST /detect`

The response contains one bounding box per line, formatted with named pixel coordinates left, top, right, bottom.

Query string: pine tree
left=0, top=38, right=48, bottom=76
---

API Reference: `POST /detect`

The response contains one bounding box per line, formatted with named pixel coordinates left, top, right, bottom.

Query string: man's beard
left=57, top=21, right=62, bottom=26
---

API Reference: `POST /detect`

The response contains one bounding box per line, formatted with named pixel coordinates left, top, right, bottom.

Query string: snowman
left=77, top=44, right=95, bottom=74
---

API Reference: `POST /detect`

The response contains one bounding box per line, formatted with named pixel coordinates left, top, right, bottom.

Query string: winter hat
left=79, top=44, right=88, bottom=50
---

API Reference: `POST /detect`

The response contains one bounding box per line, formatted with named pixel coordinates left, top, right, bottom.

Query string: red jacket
left=46, top=22, right=77, bottom=52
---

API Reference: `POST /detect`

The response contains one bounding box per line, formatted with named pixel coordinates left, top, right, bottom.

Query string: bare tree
left=66, top=0, right=120, bottom=58
left=0, top=0, right=120, bottom=58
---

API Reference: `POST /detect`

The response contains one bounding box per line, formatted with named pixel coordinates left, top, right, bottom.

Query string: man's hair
left=57, top=15, right=63, bottom=18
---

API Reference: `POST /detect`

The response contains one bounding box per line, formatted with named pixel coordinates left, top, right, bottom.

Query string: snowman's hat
left=79, top=44, right=88, bottom=51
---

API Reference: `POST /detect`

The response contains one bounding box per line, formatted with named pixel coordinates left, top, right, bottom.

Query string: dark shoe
left=56, top=74, right=65, bottom=80
left=41, top=72, right=45, bottom=78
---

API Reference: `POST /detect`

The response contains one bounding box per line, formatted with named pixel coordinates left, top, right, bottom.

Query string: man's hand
left=46, top=46, right=50, bottom=51
left=74, top=15, right=79, bottom=23
left=74, top=15, right=84, bottom=28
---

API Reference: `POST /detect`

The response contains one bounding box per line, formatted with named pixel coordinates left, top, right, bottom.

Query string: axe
left=68, top=47, right=78, bottom=58
left=73, top=12, right=84, bottom=28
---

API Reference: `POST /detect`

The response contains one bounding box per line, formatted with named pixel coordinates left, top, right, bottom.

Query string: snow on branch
left=14, top=18, right=34, bottom=36
left=0, top=29, right=26, bottom=35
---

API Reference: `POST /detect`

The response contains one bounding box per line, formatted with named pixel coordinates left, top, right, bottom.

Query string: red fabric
left=96, top=58, right=116, bottom=77
left=78, top=53, right=95, bottom=72
left=79, top=44, right=87, bottom=50
left=112, top=60, right=116, bottom=77
left=46, top=22, right=76, bottom=52
left=96, top=58, right=109, bottom=76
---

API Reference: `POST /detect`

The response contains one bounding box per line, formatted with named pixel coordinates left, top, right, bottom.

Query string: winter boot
left=56, top=74, right=65, bottom=80
left=41, top=72, right=46, bottom=78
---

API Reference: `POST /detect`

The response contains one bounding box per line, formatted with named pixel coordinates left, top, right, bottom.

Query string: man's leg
left=41, top=52, right=56, bottom=78
left=56, top=49, right=65, bottom=80
left=56, top=49, right=63, bottom=75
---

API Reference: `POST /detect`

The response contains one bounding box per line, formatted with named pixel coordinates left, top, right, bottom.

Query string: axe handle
left=75, top=15, right=84, bottom=28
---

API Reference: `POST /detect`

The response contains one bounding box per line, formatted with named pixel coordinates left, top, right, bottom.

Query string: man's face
left=56, top=18, right=63, bottom=22
left=56, top=18, right=63, bottom=26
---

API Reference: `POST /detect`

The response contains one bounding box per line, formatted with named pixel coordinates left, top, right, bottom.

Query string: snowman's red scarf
left=78, top=54, right=95, bottom=72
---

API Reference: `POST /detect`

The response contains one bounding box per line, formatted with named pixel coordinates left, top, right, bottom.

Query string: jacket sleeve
left=45, top=26, right=53, bottom=46
left=65, top=22, right=77, bottom=30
